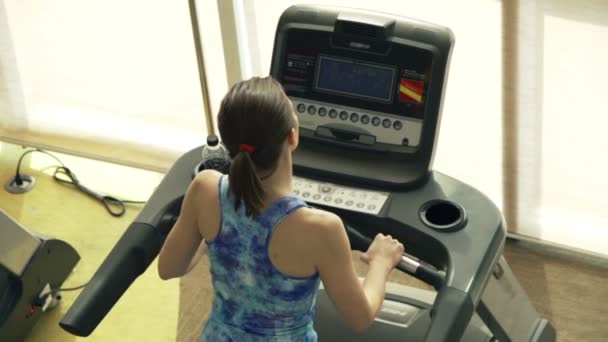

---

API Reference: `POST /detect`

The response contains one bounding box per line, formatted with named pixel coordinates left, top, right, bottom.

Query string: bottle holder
left=419, top=200, right=467, bottom=232
left=192, top=159, right=230, bottom=178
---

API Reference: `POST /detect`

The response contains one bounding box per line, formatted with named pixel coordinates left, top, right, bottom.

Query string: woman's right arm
left=313, top=212, right=404, bottom=333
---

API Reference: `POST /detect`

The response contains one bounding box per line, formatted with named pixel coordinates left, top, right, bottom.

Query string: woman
left=158, top=76, right=404, bottom=341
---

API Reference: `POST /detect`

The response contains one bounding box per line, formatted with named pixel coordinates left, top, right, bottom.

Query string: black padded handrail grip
left=59, top=222, right=165, bottom=336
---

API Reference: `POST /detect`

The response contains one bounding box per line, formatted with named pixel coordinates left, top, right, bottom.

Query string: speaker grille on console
left=413, top=27, right=437, bottom=43
left=295, top=9, right=319, bottom=21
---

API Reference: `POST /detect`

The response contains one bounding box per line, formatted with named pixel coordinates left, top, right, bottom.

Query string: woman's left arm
left=185, top=241, right=208, bottom=274
left=158, top=177, right=206, bottom=280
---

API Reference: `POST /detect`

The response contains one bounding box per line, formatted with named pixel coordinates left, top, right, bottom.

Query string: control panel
left=271, top=5, right=454, bottom=187
left=277, top=28, right=433, bottom=153
left=292, top=176, right=389, bottom=215
left=292, top=97, right=422, bottom=147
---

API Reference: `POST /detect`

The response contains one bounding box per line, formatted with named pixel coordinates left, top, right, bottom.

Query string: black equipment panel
left=281, top=29, right=432, bottom=119
left=270, top=6, right=454, bottom=189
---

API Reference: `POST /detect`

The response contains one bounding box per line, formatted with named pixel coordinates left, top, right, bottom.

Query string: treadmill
left=0, top=209, right=80, bottom=341
left=59, top=4, right=556, bottom=342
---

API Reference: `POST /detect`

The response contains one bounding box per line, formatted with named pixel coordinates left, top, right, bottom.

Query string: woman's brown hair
left=218, top=76, right=296, bottom=217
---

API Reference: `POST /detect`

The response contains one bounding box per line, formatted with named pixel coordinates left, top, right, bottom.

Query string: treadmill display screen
left=315, top=56, right=396, bottom=103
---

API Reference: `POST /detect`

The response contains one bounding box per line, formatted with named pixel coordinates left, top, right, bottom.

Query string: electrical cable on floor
left=51, top=282, right=89, bottom=295
left=13, top=148, right=146, bottom=217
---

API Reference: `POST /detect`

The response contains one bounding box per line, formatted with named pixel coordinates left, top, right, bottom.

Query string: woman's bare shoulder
left=289, top=206, right=343, bottom=234
left=192, top=169, right=223, bottom=192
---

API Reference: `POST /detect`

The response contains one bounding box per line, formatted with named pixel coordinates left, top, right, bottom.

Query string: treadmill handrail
left=345, top=223, right=472, bottom=341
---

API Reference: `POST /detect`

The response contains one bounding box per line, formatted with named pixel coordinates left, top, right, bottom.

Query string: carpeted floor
left=179, top=240, right=608, bottom=342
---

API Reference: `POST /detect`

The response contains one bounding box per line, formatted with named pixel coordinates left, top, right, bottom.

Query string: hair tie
left=238, top=144, right=255, bottom=154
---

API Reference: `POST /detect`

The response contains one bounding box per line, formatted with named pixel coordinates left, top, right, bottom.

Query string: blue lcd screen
left=315, top=56, right=396, bottom=102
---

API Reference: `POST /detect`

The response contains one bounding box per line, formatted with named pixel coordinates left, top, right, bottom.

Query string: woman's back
left=158, top=77, right=405, bottom=342
left=202, top=175, right=320, bottom=341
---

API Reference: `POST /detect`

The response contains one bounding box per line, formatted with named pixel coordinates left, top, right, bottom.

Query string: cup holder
left=419, top=200, right=467, bottom=232
left=193, top=160, right=230, bottom=178
left=193, top=162, right=205, bottom=178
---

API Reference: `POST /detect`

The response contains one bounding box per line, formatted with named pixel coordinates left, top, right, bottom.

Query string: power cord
left=14, top=148, right=66, bottom=184
left=52, top=282, right=89, bottom=294
left=33, top=282, right=91, bottom=311
left=12, top=148, right=146, bottom=217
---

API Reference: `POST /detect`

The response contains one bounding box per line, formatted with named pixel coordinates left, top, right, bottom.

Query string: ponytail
left=218, top=76, right=296, bottom=218
left=229, top=149, right=265, bottom=217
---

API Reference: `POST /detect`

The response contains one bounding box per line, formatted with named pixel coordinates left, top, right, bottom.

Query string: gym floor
left=178, top=237, right=608, bottom=342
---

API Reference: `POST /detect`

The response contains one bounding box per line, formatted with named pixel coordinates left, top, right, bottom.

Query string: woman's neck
left=260, top=151, right=293, bottom=202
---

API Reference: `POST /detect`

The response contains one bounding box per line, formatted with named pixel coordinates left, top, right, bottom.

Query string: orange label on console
left=399, top=79, right=424, bottom=104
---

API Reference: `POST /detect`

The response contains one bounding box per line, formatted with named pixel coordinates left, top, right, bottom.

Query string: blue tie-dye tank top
left=201, top=175, right=321, bottom=342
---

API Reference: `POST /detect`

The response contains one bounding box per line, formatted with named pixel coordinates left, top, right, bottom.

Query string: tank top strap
left=218, top=175, right=232, bottom=215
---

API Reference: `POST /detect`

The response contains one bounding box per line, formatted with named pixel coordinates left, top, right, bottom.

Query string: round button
left=345, top=200, right=354, bottom=206
left=302, top=192, right=310, bottom=198
left=367, top=204, right=377, bottom=211
left=313, top=194, right=321, bottom=200
left=320, top=185, right=332, bottom=193
left=350, top=113, right=359, bottom=123
left=293, top=189, right=300, bottom=196
left=361, top=115, right=370, bottom=125
left=393, top=121, right=403, bottom=130
left=318, top=107, right=327, bottom=116
left=307, top=105, right=316, bottom=115
left=324, top=196, right=332, bottom=202
left=339, top=111, right=349, bottom=121
left=297, top=103, right=306, bottom=113
left=334, top=198, right=343, bottom=204
left=329, top=109, right=338, bottom=118
left=382, top=119, right=392, bottom=128
left=372, top=117, right=381, bottom=126
left=356, top=202, right=365, bottom=209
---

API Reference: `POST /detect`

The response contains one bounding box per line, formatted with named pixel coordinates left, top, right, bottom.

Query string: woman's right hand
left=360, top=233, right=405, bottom=270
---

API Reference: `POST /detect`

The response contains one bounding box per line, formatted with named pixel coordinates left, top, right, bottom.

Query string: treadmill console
left=286, top=37, right=430, bottom=149
left=271, top=6, right=454, bottom=188
left=292, top=176, right=389, bottom=215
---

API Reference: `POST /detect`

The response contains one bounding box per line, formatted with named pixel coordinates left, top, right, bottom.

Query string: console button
left=302, top=192, right=311, bottom=198
left=320, top=185, right=332, bottom=193
left=356, top=202, right=365, bottom=209
left=339, top=111, right=349, bottom=120
left=393, top=121, right=403, bottom=130
left=323, top=196, right=332, bottom=202
left=361, top=115, right=370, bottom=125
left=372, top=117, right=381, bottom=126
left=345, top=200, right=354, bottom=206
left=368, top=204, right=377, bottom=211
left=329, top=109, right=338, bottom=118
left=334, top=198, right=343, bottom=204
left=307, top=105, right=316, bottom=115
left=318, top=107, right=327, bottom=116
left=297, top=103, right=306, bottom=113
left=350, top=113, right=359, bottom=122
left=383, top=119, right=392, bottom=128
left=313, top=194, right=321, bottom=200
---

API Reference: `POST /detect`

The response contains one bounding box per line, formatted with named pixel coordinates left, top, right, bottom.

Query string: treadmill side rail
left=314, top=281, right=494, bottom=341
left=477, top=257, right=556, bottom=342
